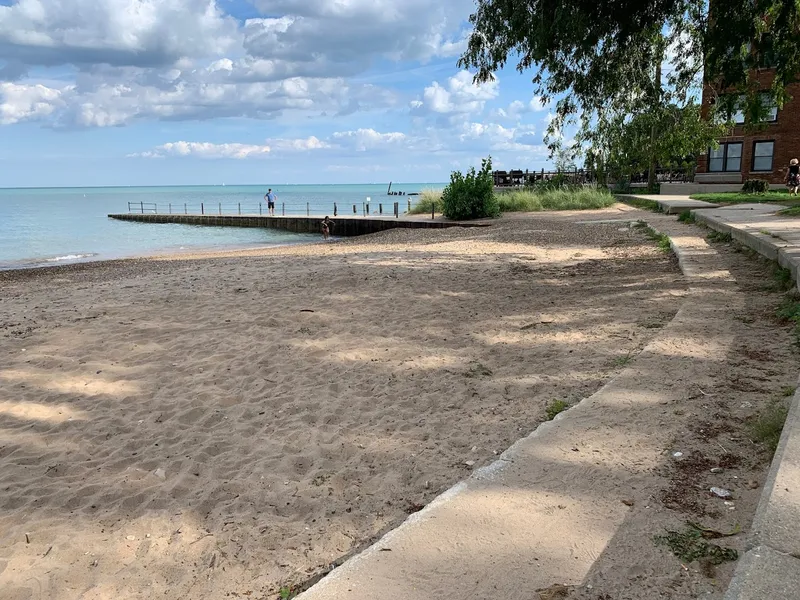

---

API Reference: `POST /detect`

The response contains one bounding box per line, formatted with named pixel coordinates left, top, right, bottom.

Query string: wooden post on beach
left=259, top=203, right=262, bottom=216
left=306, top=202, right=310, bottom=216
left=394, top=202, right=399, bottom=218
left=238, top=202, right=241, bottom=215
left=169, top=203, right=172, bottom=214
left=379, top=203, right=383, bottom=215
left=353, top=204, right=357, bottom=214
left=140, top=201, right=144, bottom=214
left=184, top=203, right=187, bottom=214
left=201, top=202, right=204, bottom=215
left=431, top=201, right=435, bottom=220
left=282, top=203, right=285, bottom=216
left=408, top=199, right=411, bottom=213
left=218, top=203, right=222, bottom=216
left=334, top=202, right=337, bottom=217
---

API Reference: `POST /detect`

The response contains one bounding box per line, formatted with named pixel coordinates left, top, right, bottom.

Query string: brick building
left=695, top=70, right=799, bottom=186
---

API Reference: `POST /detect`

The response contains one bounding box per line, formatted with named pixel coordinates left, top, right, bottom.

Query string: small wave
left=44, top=253, right=98, bottom=263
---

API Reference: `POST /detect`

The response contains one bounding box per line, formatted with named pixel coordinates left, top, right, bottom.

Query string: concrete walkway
left=617, top=193, right=720, bottom=214
left=296, top=215, right=752, bottom=600
left=691, top=203, right=800, bottom=293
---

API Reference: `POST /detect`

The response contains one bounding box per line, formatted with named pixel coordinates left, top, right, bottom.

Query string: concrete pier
left=107, top=214, right=489, bottom=237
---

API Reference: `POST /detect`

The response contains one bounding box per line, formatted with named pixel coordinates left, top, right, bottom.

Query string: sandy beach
left=0, top=210, right=704, bottom=598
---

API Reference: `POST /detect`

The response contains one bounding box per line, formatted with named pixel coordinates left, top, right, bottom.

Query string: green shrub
left=613, top=178, right=633, bottom=194
left=647, top=182, right=661, bottom=195
left=742, top=179, right=770, bottom=194
left=441, top=157, right=500, bottom=220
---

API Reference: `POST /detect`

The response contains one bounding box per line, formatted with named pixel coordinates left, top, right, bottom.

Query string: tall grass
left=408, top=188, right=443, bottom=214
left=408, top=186, right=616, bottom=215
left=496, top=187, right=615, bottom=212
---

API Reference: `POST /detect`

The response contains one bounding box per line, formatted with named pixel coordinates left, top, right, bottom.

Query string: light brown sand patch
left=0, top=215, right=684, bottom=598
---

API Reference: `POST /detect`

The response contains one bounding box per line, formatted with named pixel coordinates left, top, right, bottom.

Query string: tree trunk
left=648, top=41, right=664, bottom=193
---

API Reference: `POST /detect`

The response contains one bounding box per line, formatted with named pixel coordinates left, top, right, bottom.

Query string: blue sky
left=0, top=0, right=557, bottom=187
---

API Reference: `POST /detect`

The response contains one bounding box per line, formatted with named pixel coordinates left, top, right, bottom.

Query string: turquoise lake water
left=0, top=183, right=443, bottom=269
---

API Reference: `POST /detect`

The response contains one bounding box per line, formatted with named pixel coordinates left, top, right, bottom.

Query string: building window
left=732, top=95, right=746, bottom=125
left=709, top=142, right=743, bottom=172
left=752, top=141, right=775, bottom=172
left=761, top=93, right=778, bottom=122
left=716, top=93, right=777, bottom=124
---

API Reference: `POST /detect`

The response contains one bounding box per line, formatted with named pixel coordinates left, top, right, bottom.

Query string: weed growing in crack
left=750, top=399, right=790, bottom=457
left=772, top=265, right=794, bottom=291
left=776, top=294, right=800, bottom=347
left=654, top=522, right=738, bottom=565
left=545, top=399, right=569, bottom=421
left=634, top=221, right=672, bottom=253
left=279, top=586, right=295, bottom=600
left=707, top=230, right=733, bottom=243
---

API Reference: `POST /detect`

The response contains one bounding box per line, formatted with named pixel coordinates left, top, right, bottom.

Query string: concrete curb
left=723, top=380, right=800, bottom=600
left=616, top=194, right=720, bottom=214
left=692, top=207, right=800, bottom=293
left=689, top=206, right=800, bottom=598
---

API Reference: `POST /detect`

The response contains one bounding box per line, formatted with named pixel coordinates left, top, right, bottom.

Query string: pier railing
left=492, top=167, right=695, bottom=187
left=127, top=200, right=418, bottom=218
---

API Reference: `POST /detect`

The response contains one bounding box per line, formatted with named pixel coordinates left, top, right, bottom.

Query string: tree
left=595, top=103, right=728, bottom=183
left=458, top=0, right=800, bottom=166
left=553, top=147, right=577, bottom=172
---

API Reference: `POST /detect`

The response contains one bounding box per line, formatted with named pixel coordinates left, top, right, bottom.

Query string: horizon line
left=0, top=182, right=448, bottom=191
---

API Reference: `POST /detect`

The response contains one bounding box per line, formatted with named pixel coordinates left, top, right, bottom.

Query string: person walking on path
left=264, top=189, right=277, bottom=216
left=787, top=159, right=800, bottom=196
left=321, top=216, right=335, bottom=240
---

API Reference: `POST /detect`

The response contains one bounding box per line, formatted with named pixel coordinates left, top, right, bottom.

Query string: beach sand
left=0, top=211, right=688, bottom=598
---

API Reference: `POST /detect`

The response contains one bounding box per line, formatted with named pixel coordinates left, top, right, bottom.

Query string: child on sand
left=321, top=216, right=335, bottom=240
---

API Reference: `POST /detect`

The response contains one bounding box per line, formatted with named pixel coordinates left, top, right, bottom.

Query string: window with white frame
left=709, top=142, right=743, bottom=172
left=752, top=141, right=775, bottom=172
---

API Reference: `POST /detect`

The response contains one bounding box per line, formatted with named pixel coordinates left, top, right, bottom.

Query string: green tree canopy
left=458, top=0, right=800, bottom=150
left=589, top=103, right=728, bottom=181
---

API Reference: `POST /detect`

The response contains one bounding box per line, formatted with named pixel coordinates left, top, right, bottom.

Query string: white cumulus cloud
left=330, top=128, right=406, bottom=151
left=410, top=71, right=499, bottom=116
left=0, top=81, right=63, bottom=124
left=133, top=141, right=271, bottom=159
left=134, top=129, right=411, bottom=159
left=0, top=0, right=239, bottom=69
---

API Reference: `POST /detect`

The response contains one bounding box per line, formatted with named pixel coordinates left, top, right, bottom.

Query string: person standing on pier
left=264, top=189, right=277, bottom=216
